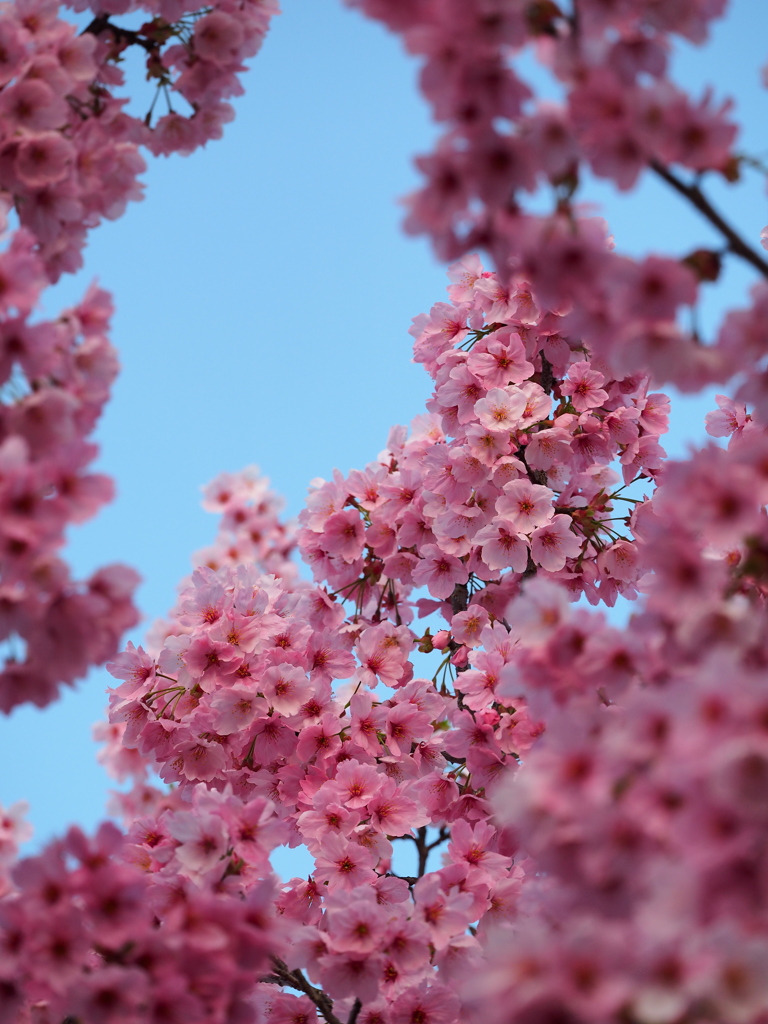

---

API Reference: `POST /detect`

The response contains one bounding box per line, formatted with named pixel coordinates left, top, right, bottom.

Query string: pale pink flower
left=467, top=330, right=534, bottom=387
left=390, top=982, right=460, bottom=1024
left=598, top=540, right=639, bottom=583
left=451, top=604, right=490, bottom=647
left=209, top=685, right=265, bottom=734
left=474, top=386, right=527, bottom=433
left=326, top=893, right=387, bottom=954
left=411, top=544, right=468, bottom=599
left=475, top=521, right=530, bottom=572
left=496, top=479, right=555, bottom=534
left=193, top=11, right=244, bottom=64
left=705, top=394, right=749, bottom=438
left=525, top=427, right=573, bottom=471
left=506, top=578, right=572, bottom=646
left=322, top=509, right=366, bottom=562
left=167, top=810, right=228, bottom=876
left=517, top=381, right=553, bottom=428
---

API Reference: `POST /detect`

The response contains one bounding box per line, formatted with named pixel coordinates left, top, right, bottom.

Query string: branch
left=650, top=161, right=768, bottom=279
left=266, top=957, right=344, bottom=1024
left=81, top=13, right=157, bottom=53
left=450, top=582, right=469, bottom=614
left=348, top=1001, right=363, bottom=1024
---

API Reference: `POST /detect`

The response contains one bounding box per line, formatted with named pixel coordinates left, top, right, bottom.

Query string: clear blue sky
left=1, top=0, right=766, bottom=852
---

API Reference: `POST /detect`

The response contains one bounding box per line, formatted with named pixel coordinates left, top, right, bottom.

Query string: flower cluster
left=0, top=229, right=138, bottom=713
left=347, top=0, right=768, bottom=396
left=0, top=0, right=277, bottom=279
left=0, top=821, right=277, bottom=1024
left=85, top=253, right=673, bottom=1024
left=298, top=253, right=669, bottom=617
left=466, top=414, right=768, bottom=1024
left=192, top=464, right=298, bottom=584
left=0, top=0, right=279, bottom=714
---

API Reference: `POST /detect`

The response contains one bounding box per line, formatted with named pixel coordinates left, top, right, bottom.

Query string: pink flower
left=368, top=777, right=426, bottom=835
left=322, top=509, right=366, bottom=562
left=467, top=330, right=534, bottom=387
left=475, top=520, right=530, bottom=572
left=193, top=12, right=244, bottom=64
left=451, top=604, right=490, bottom=647
left=474, top=386, right=526, bottom=433
left=166, top=810, right=228, bottom=876
left=390, top=982, right=460, bottom=1024
left=598, top=540, right=639, bottom=583
left=530, top=514, right=582, bottom=570
left=330, top=760, right=381, bottom=809
left=560, top=361, right=609, bottom=412
left=496, top=479, right=555, bottom=534
left=517, top=382, right=553, bottom=428
left=326, top=893, right=386, bottom=954
left=314, top=834, right=377, bottom=891
left=525, top=427, right=573, bottom=471
left=15, top=133, right=74, bottom=188
left=411, top=544, right=468, bottom=599
left=209, top=685, right=265, bottom=734
left=261, top=664, right=313, bottom=715
left=705, top=394, right=749, bottom=438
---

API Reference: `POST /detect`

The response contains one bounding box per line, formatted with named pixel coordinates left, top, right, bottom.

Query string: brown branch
left=266, top=957, right=344, bottom=1024
left=650, top=161, right=768, bottom=279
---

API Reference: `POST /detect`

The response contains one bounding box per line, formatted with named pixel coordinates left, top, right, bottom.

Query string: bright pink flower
left=368, top=777, right=425, bottom=835
left=411, top=544, right=468, bottom=599
left=560, top=361, right=609, bottom=412
left=322, top=509, right=366, bottom=562
left=314, top=834, right=377, bottom=891
left=330, top=760, right=381, bottom=809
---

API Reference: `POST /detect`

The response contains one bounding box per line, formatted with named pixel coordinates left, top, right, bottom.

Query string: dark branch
left=348, top=1000, right=363, bottom=1024
left=266, top=957, right=344, bottom=1024
left=450, top=582, right=469, bottom=614
left=650, top=161, right=768, bottom=280
left=81, top=13, right=157, bottom=53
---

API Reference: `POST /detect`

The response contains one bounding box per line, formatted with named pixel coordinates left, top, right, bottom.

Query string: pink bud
left=450, top=646, right=469, bottom=668
left=433, top=630, right=450, bottom=650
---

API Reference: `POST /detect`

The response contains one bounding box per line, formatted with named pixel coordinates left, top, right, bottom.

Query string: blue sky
left=1, top=0, right=766, bottom=853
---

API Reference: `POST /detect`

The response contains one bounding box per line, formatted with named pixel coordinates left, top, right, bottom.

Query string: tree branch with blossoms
left=4, top=2, right=768, bottom=1024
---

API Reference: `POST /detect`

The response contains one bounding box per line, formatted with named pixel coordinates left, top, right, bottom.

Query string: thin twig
left=650, top=160, right=768, bottom=279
